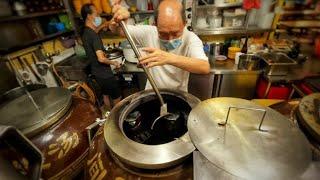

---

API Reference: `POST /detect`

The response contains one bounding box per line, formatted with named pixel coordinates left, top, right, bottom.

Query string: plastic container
left=223, top=11, right=246, bottom=27
left=228, top=47, right=241, bottom=59
left=208, top=16, right=222, bottom=28
left=60, top=36, right=75, bottom=48
left=196, top=17, right=209, bottom=29
left=256, top=78, right=293, bottom=99
left=13, top=1, right=27, bottom=16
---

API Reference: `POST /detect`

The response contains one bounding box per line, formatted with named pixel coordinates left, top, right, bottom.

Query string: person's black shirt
left=82, top=27, right=113, bottom=78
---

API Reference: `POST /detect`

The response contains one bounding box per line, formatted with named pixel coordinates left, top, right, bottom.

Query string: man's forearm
left=96, top=25, right=105, bottom=33
left=168, top=55, right=210, bottom=74
left=99, top=57, right=115, bottom=65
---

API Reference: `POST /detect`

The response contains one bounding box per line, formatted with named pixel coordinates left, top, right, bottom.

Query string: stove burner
left=122, top=95, right=191, bottom=145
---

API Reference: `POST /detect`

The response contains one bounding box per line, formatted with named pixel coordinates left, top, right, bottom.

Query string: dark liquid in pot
left=123, top=95, right=191, bottom=145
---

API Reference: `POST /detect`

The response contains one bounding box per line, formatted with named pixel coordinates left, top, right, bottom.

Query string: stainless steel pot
left=257, top=52, right=297, bottom=76
left=238, top=54, right=261, bottom=71
left=208, top=42, right=224, bottom=64
left=209, top=42, right=224, bottom=55
left=104, top=89, right=200, bottom=169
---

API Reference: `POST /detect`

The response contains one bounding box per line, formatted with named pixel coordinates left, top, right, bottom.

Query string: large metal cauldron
left=0, top=87, right=101, bottom=179
left=84, top=89, right=199, bottom=180
left=104, top=89, right=200, bottom=169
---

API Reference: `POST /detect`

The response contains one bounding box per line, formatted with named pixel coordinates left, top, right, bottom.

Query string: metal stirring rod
left=119, top=21, right=166, bottom=109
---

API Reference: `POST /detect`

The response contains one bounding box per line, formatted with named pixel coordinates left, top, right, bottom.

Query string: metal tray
left=258, top=52, right=297, bottom=65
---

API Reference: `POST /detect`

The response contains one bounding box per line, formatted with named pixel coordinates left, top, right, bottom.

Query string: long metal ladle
left=119, top=21, right=178, bottom=130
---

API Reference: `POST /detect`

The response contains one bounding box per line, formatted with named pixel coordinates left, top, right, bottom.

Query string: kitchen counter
left=117, top=59, right=261, bottom=75
left=116, top=62, right=143, bottom=73
left=210, top=59, right=261, bottom=74
left=58, top=56, right=261, bottom=76
left=265, top=56, right=320, bottom=83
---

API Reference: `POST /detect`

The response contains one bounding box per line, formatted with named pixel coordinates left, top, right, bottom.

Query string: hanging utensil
left=22, top=57, right=42, bottom=83
left=119, top=21, right=179, bottom=130
left=17, top=57, right=32, bottom=84
left=31, top=53, right=48, bottom=76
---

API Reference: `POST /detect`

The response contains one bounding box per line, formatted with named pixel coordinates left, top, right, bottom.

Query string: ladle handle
left=119, top=21, right=165, bottom=106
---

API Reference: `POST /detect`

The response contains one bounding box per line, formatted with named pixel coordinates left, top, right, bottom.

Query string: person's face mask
left=93, top=16, right=102, bottom=27
left=160, top=37, right=182, bottom=51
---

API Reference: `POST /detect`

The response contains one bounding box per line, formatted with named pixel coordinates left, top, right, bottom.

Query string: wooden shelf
left=131, top=10, right=154, bottom=15
left=281, top=10, right=320, bottom=15
left=74, top=13, right=112, bottom=20
left=0, top=30, right=74, bottom=54
left=293, top=38, right=313, bottom=44
left=0, top=10, right=67, bottom=23
left=74, top=11, right=153, bottom=19
left=279, top=20, right=320, bottom=28
left=194, top=26, right=272, bottom=35
left=197, top=2, right=242, bottom=9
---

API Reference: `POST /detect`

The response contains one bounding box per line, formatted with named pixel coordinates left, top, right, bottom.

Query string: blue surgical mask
left=160, top=37, right=182, bottom=51
left=93, top=16, right=102, bottom=27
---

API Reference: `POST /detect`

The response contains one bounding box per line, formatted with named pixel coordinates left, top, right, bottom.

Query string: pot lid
left=297, top=93, right=320, bottom=141
left=0, top=87, right=72, bottom=137
left=187, top=97, right=312, bottom=179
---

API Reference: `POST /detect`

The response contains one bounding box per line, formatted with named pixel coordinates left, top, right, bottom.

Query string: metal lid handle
left=218, top=106, right=268, bottom=132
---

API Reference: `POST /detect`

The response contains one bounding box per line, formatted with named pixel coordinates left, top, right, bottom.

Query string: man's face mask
left=159, top=37, right=182, bottom=51
left=93, top=16, right=102, bottom=27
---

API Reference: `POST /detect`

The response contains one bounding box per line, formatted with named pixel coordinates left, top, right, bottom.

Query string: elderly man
left=110, top=0, right=210, bottom=92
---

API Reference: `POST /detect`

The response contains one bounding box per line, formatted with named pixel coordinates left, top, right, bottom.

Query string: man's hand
left=112, top=3, right=130, bottom=22
left=139, top=47, right=176, bottom=68
left=139, top=47, right=210, bottom=74
left=112, top=61, right=121, bottom=69
left=96, top=19, right=110, bottom=32
left=108, top=0, right=130, bottom=34
left=100, top=19, right=110, bottom=28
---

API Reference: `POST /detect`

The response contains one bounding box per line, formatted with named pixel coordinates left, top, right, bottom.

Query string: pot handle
left=218, top=106, right=267, bottom=132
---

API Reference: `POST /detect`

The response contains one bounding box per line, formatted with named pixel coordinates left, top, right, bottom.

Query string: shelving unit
left=0, top=30, right=74, bottom=54
left=271, top=0, right=320, bottom=44
left=0, top=0, right=78, bottom=55
left=279, top=20, right=320, bottom=28
left=73, top=10, right=154, bottom=21
left=196, top=2, right=242, bottom=9
left=194, top=26, right=272, bottom=35
left=0, top=0, right=76, bottom=54
left=131, top=10, right=154, bottom=15
left=74, top=13, right=112, bottom=19
left=0, top=10, right=67, bottom=23
left=281, top=10, right=320, bottom=15
left=191, top=1, right=271, bottom=36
